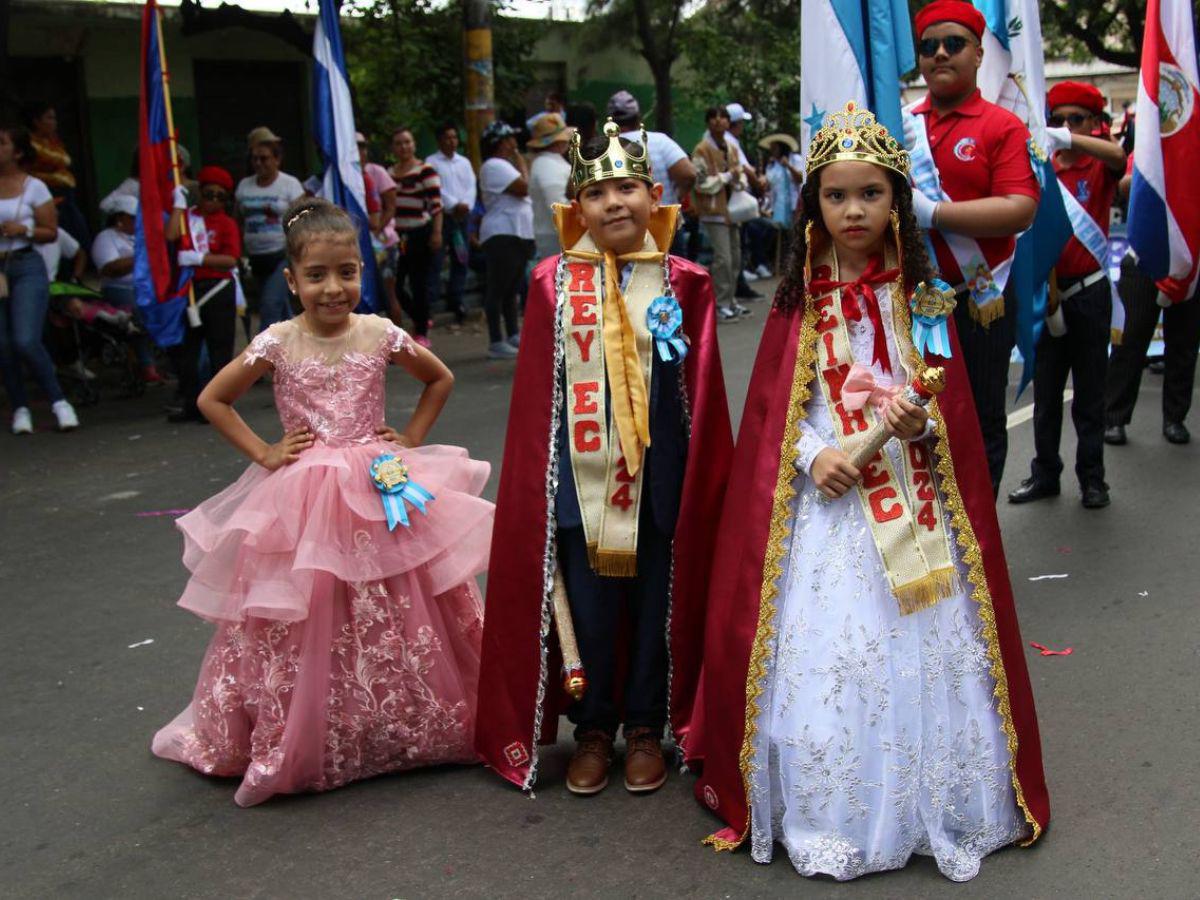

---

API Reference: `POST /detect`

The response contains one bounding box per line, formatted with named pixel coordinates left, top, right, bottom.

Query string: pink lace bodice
left=245, top=314, right=414, bottom=447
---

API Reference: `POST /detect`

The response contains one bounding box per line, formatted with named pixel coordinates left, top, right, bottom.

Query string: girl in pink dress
left=152, top=198, right=493, bottom=806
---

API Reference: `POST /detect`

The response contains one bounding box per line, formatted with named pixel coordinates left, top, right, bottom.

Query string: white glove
left=718, top=170, right=734, bottom=185
left=911, top=190, right=939, bottom=230
left=177, top=249, right=205, bottom=267
left=172, top=184, right=189, bottom=210
left=1045, top=127, right=1073, bottom=154
left=1156, top=290, right=1173, bottom=309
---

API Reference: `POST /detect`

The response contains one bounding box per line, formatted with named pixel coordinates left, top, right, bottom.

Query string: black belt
left=0, top=246, right=35, bottom=261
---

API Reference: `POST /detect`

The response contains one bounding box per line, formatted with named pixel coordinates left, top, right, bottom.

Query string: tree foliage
left=682, top=0, right=801, bottom=138
left=342, top=0, right=540, bottom=147
left=586, top=0, right=689, bottom=134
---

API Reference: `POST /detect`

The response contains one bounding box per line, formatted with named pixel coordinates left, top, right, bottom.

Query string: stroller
left=45, top=281, right=147, bottom=406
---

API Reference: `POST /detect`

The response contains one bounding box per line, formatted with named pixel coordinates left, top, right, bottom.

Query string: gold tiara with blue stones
left=806, top=101, right=910, bottom=178
left=569, top=118, right=653, bottom=194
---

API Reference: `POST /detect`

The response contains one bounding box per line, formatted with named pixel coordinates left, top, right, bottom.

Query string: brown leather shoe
left=623, top=727, right=667, bottom=793
left=566, top=730, right=614, bottom=795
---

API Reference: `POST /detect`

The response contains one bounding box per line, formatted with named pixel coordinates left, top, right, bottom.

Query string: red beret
left=1047, top=81, right=1106, bottom=115
left=915, top=1, right=986, bottom=39
left=196, top=165, right=234, bottom=192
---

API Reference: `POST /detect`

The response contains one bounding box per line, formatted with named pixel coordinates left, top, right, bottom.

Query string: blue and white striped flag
left=314, top=0, right=378, bottom=312
left=972, top=0, right=1072, bottom=393
left=799, top=0, right=915, bottom=166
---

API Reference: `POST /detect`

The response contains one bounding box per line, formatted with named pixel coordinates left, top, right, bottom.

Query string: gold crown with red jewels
left=806, top=101, right=911, bottom=178
left=569, top=119, right=653, bottom=194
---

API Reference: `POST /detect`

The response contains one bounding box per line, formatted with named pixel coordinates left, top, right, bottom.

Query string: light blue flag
left=314, top=0, right=378, bottom=312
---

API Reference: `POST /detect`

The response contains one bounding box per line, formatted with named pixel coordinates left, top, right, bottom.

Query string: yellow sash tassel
left=893, top=566, right=960, bottom=616
left=967, top=295, right=1006, bottom=326
left=588, top=545, right=641, bottom=577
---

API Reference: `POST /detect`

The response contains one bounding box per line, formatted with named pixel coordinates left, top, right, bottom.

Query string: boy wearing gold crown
left=688, top=103, right=1048, bottom=880
left=476, top=121, right=734, bottom=795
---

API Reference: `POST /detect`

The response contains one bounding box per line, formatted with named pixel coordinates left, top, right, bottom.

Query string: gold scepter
left=847, top=367, right=947, bottom=471
left=551, top=564, right=588, bottom=701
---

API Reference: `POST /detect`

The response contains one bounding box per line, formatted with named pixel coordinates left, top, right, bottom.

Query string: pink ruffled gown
left=152, top=314, right=493, bottom=806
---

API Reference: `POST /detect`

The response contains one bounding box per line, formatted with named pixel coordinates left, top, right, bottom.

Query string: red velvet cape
left=688, top=299, right=1050, bottom=846
left=476, top=254, right=734, bottom=788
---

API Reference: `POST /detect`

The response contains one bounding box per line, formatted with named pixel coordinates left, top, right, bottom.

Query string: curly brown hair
left=773, top=166, right=937, bottom=312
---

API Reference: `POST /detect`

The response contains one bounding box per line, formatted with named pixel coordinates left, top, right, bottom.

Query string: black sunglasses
left=917, top=35, right=972, bottom=58
left=201, top=189, right=228, bottom=201
left=1047, top=112, right=1091, bottom=128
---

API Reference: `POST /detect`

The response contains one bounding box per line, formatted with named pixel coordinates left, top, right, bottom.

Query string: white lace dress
left=747, top=287, right=1029, bottom=881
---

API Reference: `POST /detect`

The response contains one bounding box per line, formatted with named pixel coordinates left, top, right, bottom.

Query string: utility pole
left=463, top=0, right=495, bottom=170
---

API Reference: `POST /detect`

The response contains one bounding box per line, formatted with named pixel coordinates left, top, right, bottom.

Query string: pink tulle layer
left=154, top=441, right=492, bottom=805
left=175, top=442, right=492, bottom=623
left=153, top=575, right=484, bottom=806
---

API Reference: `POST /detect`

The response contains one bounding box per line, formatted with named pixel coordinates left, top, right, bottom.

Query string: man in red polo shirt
left=1009, top=82, right=1125, bottom=509
left=907, top=0, right=1039, bottom=495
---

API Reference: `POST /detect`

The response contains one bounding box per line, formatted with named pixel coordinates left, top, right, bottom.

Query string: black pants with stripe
left=953, top=283, right=1018, bottom=496
left=556, top=496, right=671, bottom=740
left=1106, top=257, right=1200, bottom=427
left=1030, top=275, right=1111, bottom=489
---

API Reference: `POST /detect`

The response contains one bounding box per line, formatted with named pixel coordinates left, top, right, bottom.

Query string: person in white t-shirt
left=479, top=121, right=533, bottom=360
left=235, top=127, right=305, bottom=333
left=527, top=114, right=574, bottom=263
left=91, top=194, right=163, bottom=382
left=605, top=90, right=696, bottom=208
left=0, top=123, right=78, bottom=433
left=425, top=123, right=477, bottom=329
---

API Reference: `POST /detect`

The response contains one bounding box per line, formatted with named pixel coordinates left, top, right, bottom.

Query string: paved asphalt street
left=2, top=286, right=1198, bottom=900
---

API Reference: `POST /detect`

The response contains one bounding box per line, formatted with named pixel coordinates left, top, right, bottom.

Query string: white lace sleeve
left=793, top=418, right=830, bottom=476
left=244, top=329, right=283, bottom=368
left=383, top=321, right=416, bottom=357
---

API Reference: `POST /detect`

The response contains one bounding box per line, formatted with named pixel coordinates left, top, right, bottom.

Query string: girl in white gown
left=691, top=103, right=1048, bottom=881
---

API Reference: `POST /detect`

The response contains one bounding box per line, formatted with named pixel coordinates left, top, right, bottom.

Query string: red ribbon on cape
left=808, top=255, right=899, bottom=374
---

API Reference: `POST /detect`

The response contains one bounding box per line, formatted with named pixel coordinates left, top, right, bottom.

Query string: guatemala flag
left=799, top=0, right=915, bottom=166
left=314, top=0, right=378, bottom=312
left=1127, top=0, right=1200, bottom=303
left=972, top=0, right=1072, bottom=393
left=133, top=0, right=191, bottom=348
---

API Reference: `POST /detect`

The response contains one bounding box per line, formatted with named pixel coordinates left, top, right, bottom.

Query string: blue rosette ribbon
left=370, top=453, right=435, bottom=531
left=909, top=278, right=957, bottom=359
left=646, top=296, right=688, bottom=364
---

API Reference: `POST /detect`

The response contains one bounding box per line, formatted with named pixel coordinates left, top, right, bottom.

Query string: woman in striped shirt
left=388, top=126, right=443, bottom=347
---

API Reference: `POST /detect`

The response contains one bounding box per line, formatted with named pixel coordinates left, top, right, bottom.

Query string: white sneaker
left=11, top=407, right=32, bottom=435
left=717, top=307, right=739, bottom=322
left=755, top=264, right=773, bottom=279
left=506, top=332, right=521, bottom=348
left=487, top=341, right=519, bottom=360
left=51, top=399, right=79, bottom=431
left=70, top=359, right=97, bottom=380
left=741, top=269, right=759, bottom=282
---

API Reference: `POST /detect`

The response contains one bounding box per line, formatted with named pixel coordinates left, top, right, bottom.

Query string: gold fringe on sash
left=588, top=546, right=640, bottom=577
left=967, top=294, right=1006, bottom=326
left=894, top=566, right=960, bottom=616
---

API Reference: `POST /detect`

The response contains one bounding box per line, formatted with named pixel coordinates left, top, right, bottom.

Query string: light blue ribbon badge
left=646, top=296, right=688, bottom=364
left=370, top=454, right=434, bottom=531
left=909, top=279, right=957, bottom=359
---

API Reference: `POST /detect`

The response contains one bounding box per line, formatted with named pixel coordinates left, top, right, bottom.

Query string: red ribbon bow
left=809, top=255, right=899, bottom=374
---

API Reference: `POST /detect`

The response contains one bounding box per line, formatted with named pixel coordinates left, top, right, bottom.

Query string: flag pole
left=153, top=2, right=197, bottom=317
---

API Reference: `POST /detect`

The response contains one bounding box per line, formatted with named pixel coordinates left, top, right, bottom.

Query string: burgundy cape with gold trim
left=687, top=299, right=1050, bottom=846
left=476, top=254, right=734, bottom=789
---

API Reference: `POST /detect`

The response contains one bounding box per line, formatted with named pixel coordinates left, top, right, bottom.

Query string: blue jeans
left=427, top=218, right=469, bottom=323
left=0, top=248, right=65, bottom=407
left=249, top=253, right=292, bottom=333
left=101, top=284, right=155, bottom=366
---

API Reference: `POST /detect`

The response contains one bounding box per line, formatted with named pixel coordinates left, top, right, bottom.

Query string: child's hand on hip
left=884, top=396, right=928, bottom=441
left=260, top=428, right=314, bottom=470
left=811, top=448, right=861, bottom=499
left=376, top=425, right=413, bottom=447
